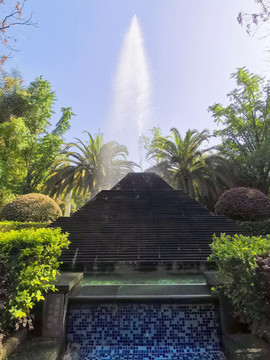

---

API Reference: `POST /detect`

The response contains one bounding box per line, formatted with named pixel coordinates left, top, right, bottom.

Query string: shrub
left=0, top=221, right=49, bottom=233
left=1, top=193, right=62, bottom=222
left=215, top=187, right=270, bottom=221
left=0, top=227, right=69, bottom=334
left=208, top=233, right=270, bottom=333
left=237, top=219, right=270, bottom=236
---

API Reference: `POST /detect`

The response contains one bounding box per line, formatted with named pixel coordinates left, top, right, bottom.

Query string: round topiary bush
left=2, top=193, right=62, bottom=222
left=215, top=187, right=270, bottom=221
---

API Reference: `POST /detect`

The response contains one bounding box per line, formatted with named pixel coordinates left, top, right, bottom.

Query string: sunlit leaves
left=145, top=127, right=233, bottom=208
left=209, top=67, right=270, bottom=193
left=0, top=74, right=73, bottom=205
left=0, top=227, right=70, bottom=333
left=208, top=233, right=270, bottom=332
left=45, top=132, right=137, bottom=201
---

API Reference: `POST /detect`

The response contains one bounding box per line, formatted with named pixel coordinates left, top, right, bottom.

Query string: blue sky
left=6, top=0, right=270, bottom=165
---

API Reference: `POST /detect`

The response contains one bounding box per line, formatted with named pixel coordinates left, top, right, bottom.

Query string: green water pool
left=82, top=272, right=206, bottom=285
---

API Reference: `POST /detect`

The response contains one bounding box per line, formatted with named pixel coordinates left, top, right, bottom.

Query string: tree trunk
left=64, top=190, right=73, bottom=217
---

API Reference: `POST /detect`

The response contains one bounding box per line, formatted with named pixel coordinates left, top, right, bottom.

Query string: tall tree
left=209, top=67, right=270, bottom=194
left=146, top=127, right=232, bottom=207
left=45, top=132, right=137, bottom=207
left=0, top=74, right=73, bottom=207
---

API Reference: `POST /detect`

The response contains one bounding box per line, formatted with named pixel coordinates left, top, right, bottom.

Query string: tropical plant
left=45, top=132, right=137, bottom=204
left=146, top=127, right=233, bottom=206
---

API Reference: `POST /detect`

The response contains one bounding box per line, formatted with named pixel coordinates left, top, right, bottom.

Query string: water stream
left=107, top=15, right=152, bottom=170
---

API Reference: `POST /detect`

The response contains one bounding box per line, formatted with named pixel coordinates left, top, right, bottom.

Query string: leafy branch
left=0, top=1, right=37, bottom=69
left=238, top=0, right=270, bottom=36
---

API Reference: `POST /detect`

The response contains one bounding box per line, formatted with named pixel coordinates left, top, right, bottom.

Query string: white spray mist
left=108, top=15, right=152, bottom=170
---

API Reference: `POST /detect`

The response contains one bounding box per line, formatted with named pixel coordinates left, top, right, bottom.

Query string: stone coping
left=224, top=334, right=270, bottom=360
left=7, top=338, right=63, bottom=360
left=55, top=272, right=83, bottom=293
left=0, top=329, right=27, bottom=360
left=69, top=284, right=218, bottom=303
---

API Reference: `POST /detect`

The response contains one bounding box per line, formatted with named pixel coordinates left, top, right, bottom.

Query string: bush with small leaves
left=0, top=221, right=49, bottom=232
left=215, top=187, right=270, bottom=221
left=237, top=219, right=270, bottom=236
left=1, top=193, right=62, bottom=222
left=208, top=233, right=270, bottom=333
left=0, top=227, right=69, bottom=334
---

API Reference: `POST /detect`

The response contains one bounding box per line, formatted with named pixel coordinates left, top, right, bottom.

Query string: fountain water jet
left=107, top=15, right=152, bottom=170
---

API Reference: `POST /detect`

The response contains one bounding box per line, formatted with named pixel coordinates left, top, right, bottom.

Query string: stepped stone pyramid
left=51, top=172, right=243, bottom=270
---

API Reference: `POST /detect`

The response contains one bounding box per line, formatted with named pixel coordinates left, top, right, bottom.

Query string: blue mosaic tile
left=67, top=303, right=224, bottom=359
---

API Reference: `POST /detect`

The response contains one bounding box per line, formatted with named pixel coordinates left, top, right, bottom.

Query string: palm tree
left=147, top=128, right=233, bottom=207
left=45, top=132, right=137, bottom=210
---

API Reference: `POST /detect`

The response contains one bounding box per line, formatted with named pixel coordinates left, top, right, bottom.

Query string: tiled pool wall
left=67, top=302, right=224, bottom=360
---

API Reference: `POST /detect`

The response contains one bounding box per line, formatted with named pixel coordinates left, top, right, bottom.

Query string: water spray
left=108, top=15, right=152, bottom=170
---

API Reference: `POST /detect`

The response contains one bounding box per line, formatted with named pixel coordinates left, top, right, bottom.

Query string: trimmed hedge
left=0, top=227, right=69, bottom=333
left=2, top=193, right=62, bottom=222
left=215, top=187, right=270, bottom=221
left=237, top=219, right=270, bottom=236
left=0, top=221, right=49, bottom=233
left=209, top=233, right=270, bottom=333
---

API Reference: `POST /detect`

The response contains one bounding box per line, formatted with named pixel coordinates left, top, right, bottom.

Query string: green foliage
left=145, top=127, right=233, bottom=207
left=70, top=193, right=86, bottom=214
left=0, top=73, right=74, bottom=201
left=142, top=126, right=167, bottom=165
left=2, top=194, right=62, bottom=222
left=208, top=233, right=270, bottom=332
left=209, top=67, right=270, bottom=194
left=0, top=75, right=27, bottom=123
left=0, top=221, right=49, bottom=233
left=22, top=106, right=74, bottom=193
left=0, top=228, right=70, bottom=332
left=215, top=187, right=270, bottom=221
left=45, top=131, right=138, bottom=202
left=237, top=219, right=270, bottom=236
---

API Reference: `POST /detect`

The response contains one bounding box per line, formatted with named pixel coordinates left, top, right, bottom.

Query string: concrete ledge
left=0, top=329, right=27, bottom=360
left=224, top=334, right=270, bottom=360
left=263, top=331, right=270, bottom=345
left=7, top=338, right=63, bottom=360
left=69, top=284, right=218, bottom=303
left=55, top=272, right=83, bottom=293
